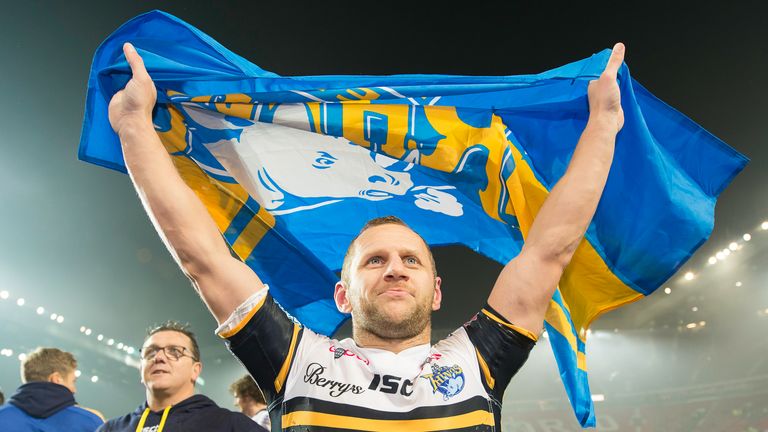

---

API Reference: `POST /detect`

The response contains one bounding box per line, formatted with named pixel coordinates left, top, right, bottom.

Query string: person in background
left=98, top=321, right=265, bottom=432
left=0, top=347, right=104, bottom=431
left=230, top=375, right=270, bottom=430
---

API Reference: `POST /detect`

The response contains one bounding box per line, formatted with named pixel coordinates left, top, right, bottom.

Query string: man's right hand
left=108, top=43, right=157, bottom=136
left=108, top=41, right=263, bottom=325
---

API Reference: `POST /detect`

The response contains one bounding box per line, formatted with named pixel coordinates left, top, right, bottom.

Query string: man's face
left=140, top=331, right=201, bottom=396
left=339, top=224, right=442, bottom=339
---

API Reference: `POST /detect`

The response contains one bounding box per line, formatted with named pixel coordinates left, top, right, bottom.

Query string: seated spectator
left=0, top=347, right=104, bottom=431
left=230, top=375, right=270, bottom=430
left=98, top=321, right=265, bottom=431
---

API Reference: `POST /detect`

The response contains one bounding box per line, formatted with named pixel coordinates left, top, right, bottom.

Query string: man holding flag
left=106, top=39, right=625, bottom=431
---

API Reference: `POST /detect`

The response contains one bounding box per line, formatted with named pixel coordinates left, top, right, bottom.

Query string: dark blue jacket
left=98, top=394, right=265, bottom=432
left=0, top=382, right=102, bottom=431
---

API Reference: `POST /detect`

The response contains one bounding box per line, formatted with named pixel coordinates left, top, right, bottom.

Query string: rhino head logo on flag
left=178, top=103, right=464, bottom=217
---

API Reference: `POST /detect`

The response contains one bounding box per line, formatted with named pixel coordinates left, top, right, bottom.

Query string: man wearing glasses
left=98, top=322, right=265, bottom=432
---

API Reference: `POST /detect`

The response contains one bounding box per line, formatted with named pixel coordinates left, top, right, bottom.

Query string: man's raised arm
left=108, top=43, right=262, bottom=324
left=488, top=43, right=626, bottom=335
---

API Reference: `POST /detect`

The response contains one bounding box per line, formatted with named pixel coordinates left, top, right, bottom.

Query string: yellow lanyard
left=134, top=405, right=171, bottom=432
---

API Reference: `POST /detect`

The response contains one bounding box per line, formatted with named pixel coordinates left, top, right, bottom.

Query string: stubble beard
left=353, top=294, right=432, bottom=340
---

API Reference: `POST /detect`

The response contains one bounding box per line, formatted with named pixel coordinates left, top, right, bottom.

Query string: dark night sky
left=0, top=0, right=765, bottom=425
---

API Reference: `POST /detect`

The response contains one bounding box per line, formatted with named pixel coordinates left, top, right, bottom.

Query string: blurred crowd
left=0, top=321, right=269, bottom=432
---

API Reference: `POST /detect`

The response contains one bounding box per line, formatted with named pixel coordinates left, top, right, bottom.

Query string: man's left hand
left=587, top=42, right=625, bottom=134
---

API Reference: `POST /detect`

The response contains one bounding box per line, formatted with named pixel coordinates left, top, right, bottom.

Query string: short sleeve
left=463, top=304, right=537, bottom=400
left=217, top=286, right=304, bottom=402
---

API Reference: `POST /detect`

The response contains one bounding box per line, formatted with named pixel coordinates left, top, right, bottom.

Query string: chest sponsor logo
left=304, top=362, right=365, bottom=397
left=329, top=344, right=370, bottom=365
left=420, top=363, right=465, bottom=400
left=368, top=373, right=414, bottom=396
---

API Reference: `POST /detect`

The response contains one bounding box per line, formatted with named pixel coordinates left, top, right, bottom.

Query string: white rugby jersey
left=218, top=287, right=536, bottom=431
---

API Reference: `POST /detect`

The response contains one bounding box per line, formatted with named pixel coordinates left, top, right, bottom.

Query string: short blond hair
left=340, top=216, right=436, bottom=286
left=22, top=347, right=77, bottom=383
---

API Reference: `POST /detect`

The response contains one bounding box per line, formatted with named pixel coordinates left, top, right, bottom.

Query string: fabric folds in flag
left=78, top=11, right=748, bottom=427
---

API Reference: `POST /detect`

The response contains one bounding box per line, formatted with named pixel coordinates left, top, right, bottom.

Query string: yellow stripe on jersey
left=275, top=323, right=301, bottom=393
left=217, top=292, right=269, bottom=339
left=282, top=409, right=495, bottom=431
left=475, top=349, right=496, bottom=390
left=480, top=309, right=538, bottom=342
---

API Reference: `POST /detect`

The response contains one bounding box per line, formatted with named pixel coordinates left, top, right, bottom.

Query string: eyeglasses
left=141, top=345, right=197, bottom=362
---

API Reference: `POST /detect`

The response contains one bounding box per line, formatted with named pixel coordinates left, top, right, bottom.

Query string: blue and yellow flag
left=79, top=11, right=747, bottom=427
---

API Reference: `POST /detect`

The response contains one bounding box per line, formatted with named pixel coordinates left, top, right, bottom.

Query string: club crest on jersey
left=420, top=363, right=465, bottom=400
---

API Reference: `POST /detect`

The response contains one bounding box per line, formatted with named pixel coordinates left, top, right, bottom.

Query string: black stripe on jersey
left=283, top=395, right=492, bottom=421
left=464, top=304, right=534, bottom=403
left=225, top=293, right=304, bottom=402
